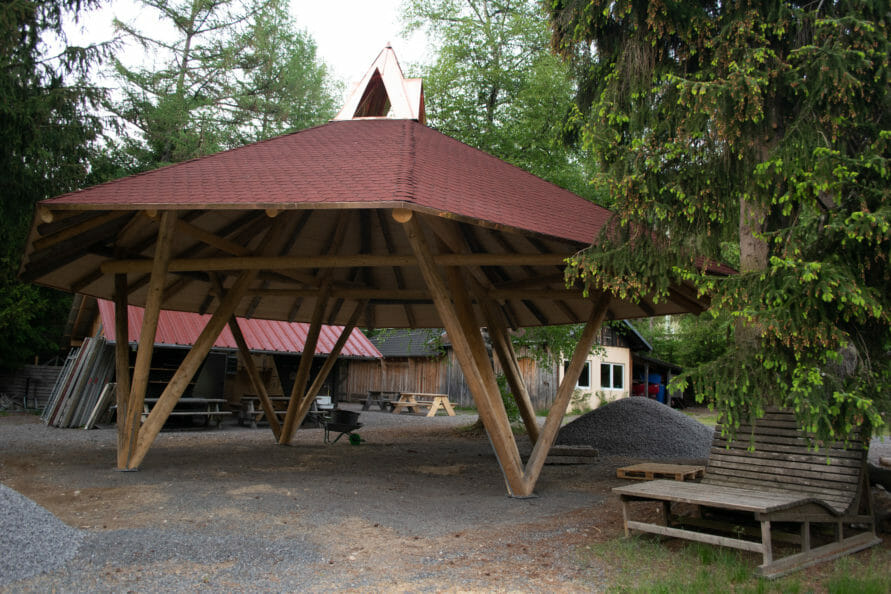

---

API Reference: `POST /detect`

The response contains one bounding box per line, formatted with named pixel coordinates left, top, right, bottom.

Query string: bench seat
left=613, top=408, right=880, bottom=578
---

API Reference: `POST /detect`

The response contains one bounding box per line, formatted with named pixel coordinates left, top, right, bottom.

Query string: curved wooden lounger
left=613, top=409, right=881, bottom=578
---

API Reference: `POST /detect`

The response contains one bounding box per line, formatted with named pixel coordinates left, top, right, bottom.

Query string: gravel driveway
left=2, top=403, right=888, bottom=592
left=0, top=407, right=627, bottom=592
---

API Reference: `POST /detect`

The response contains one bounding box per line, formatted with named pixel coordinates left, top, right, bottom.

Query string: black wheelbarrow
left=323, top=409, right=363, bottom=444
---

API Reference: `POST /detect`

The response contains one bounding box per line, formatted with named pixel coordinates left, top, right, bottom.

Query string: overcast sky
left=66, top=0, right=430, bottom=99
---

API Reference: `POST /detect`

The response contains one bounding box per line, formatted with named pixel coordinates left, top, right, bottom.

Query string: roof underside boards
left=96, top=300, right=381, bottom=358
left=21, top=120, right=716, bottom=329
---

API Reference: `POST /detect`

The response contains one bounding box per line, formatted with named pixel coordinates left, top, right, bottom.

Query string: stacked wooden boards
left=42, top=337, right=115, bottom=428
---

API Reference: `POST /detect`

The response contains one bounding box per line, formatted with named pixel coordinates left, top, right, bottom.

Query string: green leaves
left=0, top=0, right=107, bottom=368
left=109, top=0, right=339, bottom=170
left=549, top=0, right=891, bottom=439
left=403, top=0, right=601, bottom=201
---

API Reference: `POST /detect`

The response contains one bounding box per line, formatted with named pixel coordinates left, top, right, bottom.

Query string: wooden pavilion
left=19, top=46, right=719, bottom=497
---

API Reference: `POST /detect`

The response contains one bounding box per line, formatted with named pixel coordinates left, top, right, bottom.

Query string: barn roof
left=95, top=299, right=381, bottom=358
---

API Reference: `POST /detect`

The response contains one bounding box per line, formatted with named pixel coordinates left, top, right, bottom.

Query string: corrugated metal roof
left=370, top=329, right=444, bottom=358
left=96, top=299, right=381, bottom=359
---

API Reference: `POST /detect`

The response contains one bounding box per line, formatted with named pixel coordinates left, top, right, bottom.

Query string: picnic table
left=143, top=397, right=230, bottom=428
left=391, top=392, right=456, bottom=417
left=362, top=390, right=400, bottom=411
left=239, top=395, right=335, bottom=428
left=238, top=395, right=290, bottom=428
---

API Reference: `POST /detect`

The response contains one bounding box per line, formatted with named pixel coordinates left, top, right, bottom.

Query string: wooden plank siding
left=340, top=350, right=559, bottom=410
left=0, top=364, right=65, bottom=408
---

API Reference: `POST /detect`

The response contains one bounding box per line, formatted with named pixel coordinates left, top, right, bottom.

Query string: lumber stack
left=42, top=337, right=115, bottom=428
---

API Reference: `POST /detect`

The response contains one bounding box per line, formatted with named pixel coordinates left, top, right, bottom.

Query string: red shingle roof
left=96, top=300, right=381, bottom=358
left=45, top=120, right=611, bottom=245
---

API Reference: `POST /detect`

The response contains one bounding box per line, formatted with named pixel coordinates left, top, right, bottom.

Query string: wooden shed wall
left=0, top=364, right=64, bottom=408
left=341, top=351, right=559, bottom=410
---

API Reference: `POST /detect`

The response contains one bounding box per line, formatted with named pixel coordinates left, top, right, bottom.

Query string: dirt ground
left=0, top=406, right=888, bottom=592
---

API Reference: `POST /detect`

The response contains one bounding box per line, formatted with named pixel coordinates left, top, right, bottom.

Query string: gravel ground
left=0, top=484, right=84, bottom=583
left=556, top=397, right=714, bottom=459
left=1, top=403, right=888, bottom=592
left=0, top=407, right=622, bottom=592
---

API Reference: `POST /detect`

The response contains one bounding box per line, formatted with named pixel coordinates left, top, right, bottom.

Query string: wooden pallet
left=520, top=444, right=598, bottom=465
left=616, top=463, right=705, bottom=481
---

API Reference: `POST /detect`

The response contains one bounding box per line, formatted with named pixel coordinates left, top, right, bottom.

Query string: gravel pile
left=0, top=483, right=84, bottom=584
left=556, top=397, right=714, bottom=459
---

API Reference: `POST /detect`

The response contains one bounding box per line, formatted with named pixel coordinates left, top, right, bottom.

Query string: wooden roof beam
left=378, top=209, right=417, bottom=326
left=99, top=253, right=570, bottom=275
left=33, top=211, right=131, bottom=251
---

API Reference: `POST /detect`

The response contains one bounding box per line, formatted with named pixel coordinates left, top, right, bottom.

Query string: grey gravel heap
left=556, top=396, right=714, bottom=459
left=0, top=483, right=83, bottom=584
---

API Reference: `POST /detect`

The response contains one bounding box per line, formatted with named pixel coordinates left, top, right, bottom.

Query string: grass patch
left=684, top=407, right=720, bottom=428
left=577, top=535, right=891, bottom=593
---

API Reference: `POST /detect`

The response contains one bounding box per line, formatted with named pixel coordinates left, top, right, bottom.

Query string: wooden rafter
left=33, top=211, right=131, bottom=252
left=246, top=210, right=315, bottom=317
left=375, top=209, right=416, bottom=326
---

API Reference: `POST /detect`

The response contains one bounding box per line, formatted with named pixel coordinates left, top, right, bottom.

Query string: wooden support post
left=521, top=294, right=610, bottom=490
left=279, top=282, right=331, bottom=444
left=121, top=211, right=176, bottom=469
left=480, top=296, right=540, bottom=444
left=114, top=274, right=131, bottom=469
left=761, top=520, right=774, bottom=566
left=621, top=500, right=631, bottom=538
left=127, top=270, right=256, bottom=469
left=290, top=300, right=366, bottom=431
left=229, top=316, right=282, bottom=441
left=401, top=216, right=527, bottom=496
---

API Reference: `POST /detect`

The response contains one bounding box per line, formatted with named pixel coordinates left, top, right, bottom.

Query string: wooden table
left=238, top=396, right=290, bottom=429
left=143, top=397, right=230, bottom=428
left=391, top=392, right=456, bottom=417
left=362, top=390, right=400, bottom=411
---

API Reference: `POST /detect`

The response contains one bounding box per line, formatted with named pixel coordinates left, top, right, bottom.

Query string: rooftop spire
left=332, top=44, right=426, bottom=124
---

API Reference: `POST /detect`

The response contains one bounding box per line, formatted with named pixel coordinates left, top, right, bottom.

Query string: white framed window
left=600, top=363, right=624, bottom=390
left=565, top=361, right=591, bottom=388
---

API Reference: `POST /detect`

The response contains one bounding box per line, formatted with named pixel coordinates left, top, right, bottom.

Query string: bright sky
left=66, top=0, right=430, bottom=100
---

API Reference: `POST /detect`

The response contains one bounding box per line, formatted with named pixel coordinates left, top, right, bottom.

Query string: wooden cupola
left=333, top=43, right=426, bottom=123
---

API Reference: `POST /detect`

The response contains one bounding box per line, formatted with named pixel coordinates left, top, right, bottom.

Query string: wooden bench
left=391, top=393, right=456, bottom=417
left=613, top=408, right=880, bottom=578
left=143, top=397, right=231, bottom=428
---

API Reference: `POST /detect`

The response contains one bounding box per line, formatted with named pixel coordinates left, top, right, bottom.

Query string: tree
left=0, top=0, right=109, bottom=368
left=402, top=0, right=598, bottom=200
left=110, top=0, right=338, bottom=169
left=549, top=1, right=890, bottom=436
left=233, top=1, right=340, bottom=140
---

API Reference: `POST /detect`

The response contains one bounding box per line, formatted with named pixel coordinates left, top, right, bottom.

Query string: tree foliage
left=549, top=1, right=890, bottom=437
left=403, top=0, right=599, bottom=199
left=110, top=0, right=338, bottom=169
left=0, top=0, right=108, bottom=368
